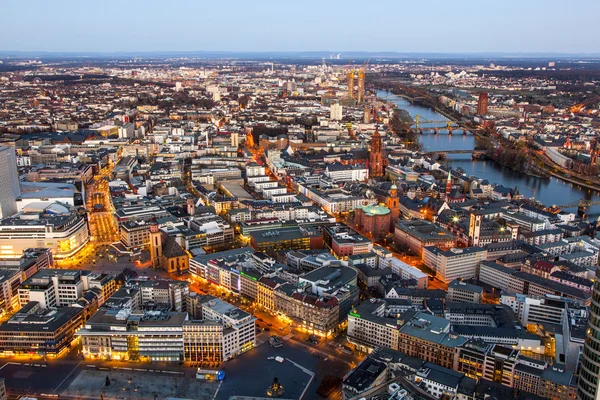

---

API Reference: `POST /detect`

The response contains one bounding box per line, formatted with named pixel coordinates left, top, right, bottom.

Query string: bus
left=196, top=369, right=225, bottom=381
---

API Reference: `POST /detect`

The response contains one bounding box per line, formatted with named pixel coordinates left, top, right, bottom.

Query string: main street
left=58, top=162, right=120, bottom=270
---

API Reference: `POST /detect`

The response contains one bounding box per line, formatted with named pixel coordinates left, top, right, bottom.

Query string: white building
left=18, top=269, right=85, bottom=308
left=325, top=163, right=368, bottom=183
left=330, top=103, right=343, bottom=121
left=423, top=246, right=487, bottom=283
left=200, top=297, right=256, bottom=360
left=0, top=203, right=89, bottom=259
left=447, top=279, right=483, bottom=303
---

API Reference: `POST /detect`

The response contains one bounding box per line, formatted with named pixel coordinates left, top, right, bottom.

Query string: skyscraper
left=346, top=69, right=355, bottom=100
left=477, top=92, right=489, bottom=115
left=577, top=274, right=600, bottom=400
left=369, top=126, right=383, bottom=178
left=0, top=147, right=20, bottom=218
left=357, top=69, right=365, bottom=104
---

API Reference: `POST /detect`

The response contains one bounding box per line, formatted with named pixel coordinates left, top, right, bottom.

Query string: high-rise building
left=369, top=126, right=383, bottom=178
left=477, top=92, right=489, bottom=115
left=357, top=69, right=365, bottom=104
left=346, top=70, right=355, bottom=100
left=231, top=131, right=239, bottom=147
left=577, top=272, right=600, bottom=400
left=0, top=147, right=20, bottom=219
left=330, top=103, right=343, bottom=121
left=363, top=107, right=371, bottom=123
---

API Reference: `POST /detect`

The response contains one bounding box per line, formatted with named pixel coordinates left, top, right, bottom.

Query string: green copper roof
left=359, top=204, right=391, bottom=216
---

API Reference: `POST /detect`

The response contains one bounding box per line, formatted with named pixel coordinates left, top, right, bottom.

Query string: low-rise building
left=78, top=309, right=187, bottom=362
left=423, top=246, right=487, bottom=283
left=447, top=280, right=483, bottom=303
left=394, top=220, right=456, bottom=258
left=0, top=203, right=89, bottom=259
left=324, top=225, right=372, bottom=259
left=0, top=302, right=85, bottom=357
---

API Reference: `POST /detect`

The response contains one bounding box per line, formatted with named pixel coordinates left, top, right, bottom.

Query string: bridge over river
left=424, top=149, right=487, bottom=159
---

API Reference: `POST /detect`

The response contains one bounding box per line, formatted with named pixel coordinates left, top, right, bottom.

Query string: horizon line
left=1, top=50, right=600, bottom=57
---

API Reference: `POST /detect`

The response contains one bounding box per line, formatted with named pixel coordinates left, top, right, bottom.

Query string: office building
left=274, top=265, right=358, bottom=336
left=479, top=261, right=591, bottom=306
left=414, top=362, right=476, bottom=400
left=0, top=147, right=20, bottom=219
left=577, top=268, right=600, bottom=400
left=423, top=246, right=487, bottom=283
left=18, top=269, right=85, bottom=308
left=0, top=269, right=22, bottom=315
left=119, top=220, right=151, bottom=249
left=330, top=103, right=343, bottom=121
left=394, top=220, right=457, bottom=258
left=324, top=226, right=372, bottom=259
left=0, top=248, right=54, bottom=281
left=447, top=280, right=483, bottom=303
left=199, top=296, right=256, bottom=360
left=250, top=227, right=322, bottom=253
left=0, top=301, right=85, bottom=356
left=477, top=92, right=489, bottom=115
left=348, top=300, right=401, bottom=352
left=78, top=309, right=187, bottom=362
left=137, top=279, right=189, bottom=312
left=397, top=311, right=467, bottom=370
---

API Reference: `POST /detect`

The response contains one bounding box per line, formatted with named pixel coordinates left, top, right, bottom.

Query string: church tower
left=468, top=212, right=482, bottom=246
left=386, top=183, right=400, bottom=230
left=150, top=220, right=162, bottom=268
left=445, top=170, right=452, bottom=197
left=187, top=197, right=195, bottom=216
left=369, top=125, right=383, bottom=178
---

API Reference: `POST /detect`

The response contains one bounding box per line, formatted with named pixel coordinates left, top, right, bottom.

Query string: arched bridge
left=424, top=149, right=487, bottom=160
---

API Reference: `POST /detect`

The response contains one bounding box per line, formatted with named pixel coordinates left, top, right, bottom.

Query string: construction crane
left=356, top=59, right=369, bottom=104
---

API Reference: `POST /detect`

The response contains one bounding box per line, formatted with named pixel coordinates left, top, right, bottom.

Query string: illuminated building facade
left=0, top=203, right=89, bottom=259
left=577, top=269, right=600, bottom=400
left=78, top=309, right=187, bottom=362
left=249, top=227, right=323, bottom=253
left=0, top=302, right=85, bottom=356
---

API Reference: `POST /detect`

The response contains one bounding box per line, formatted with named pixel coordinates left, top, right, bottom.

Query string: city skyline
left=1, top=4, right=600, bottom=396
left=2, top=0, right=599, bottom=54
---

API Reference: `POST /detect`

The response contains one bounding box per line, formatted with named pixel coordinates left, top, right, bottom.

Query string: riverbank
left=376, top=88, right=600, bottom=213
left=548, top=171, right=600, bottom=192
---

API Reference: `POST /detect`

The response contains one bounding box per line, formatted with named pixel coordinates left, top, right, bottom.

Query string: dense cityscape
left=0, top=36, right=600, bottom=400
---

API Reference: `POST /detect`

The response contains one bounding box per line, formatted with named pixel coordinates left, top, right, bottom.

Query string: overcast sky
left=1, top=0, right=598, bottom=54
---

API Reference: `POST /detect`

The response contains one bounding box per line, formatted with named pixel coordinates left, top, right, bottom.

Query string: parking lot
left=63, top=369, right=218, bottom=400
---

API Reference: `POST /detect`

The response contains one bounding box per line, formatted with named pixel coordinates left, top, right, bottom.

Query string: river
left=376, top=89, right=600, bottom=218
